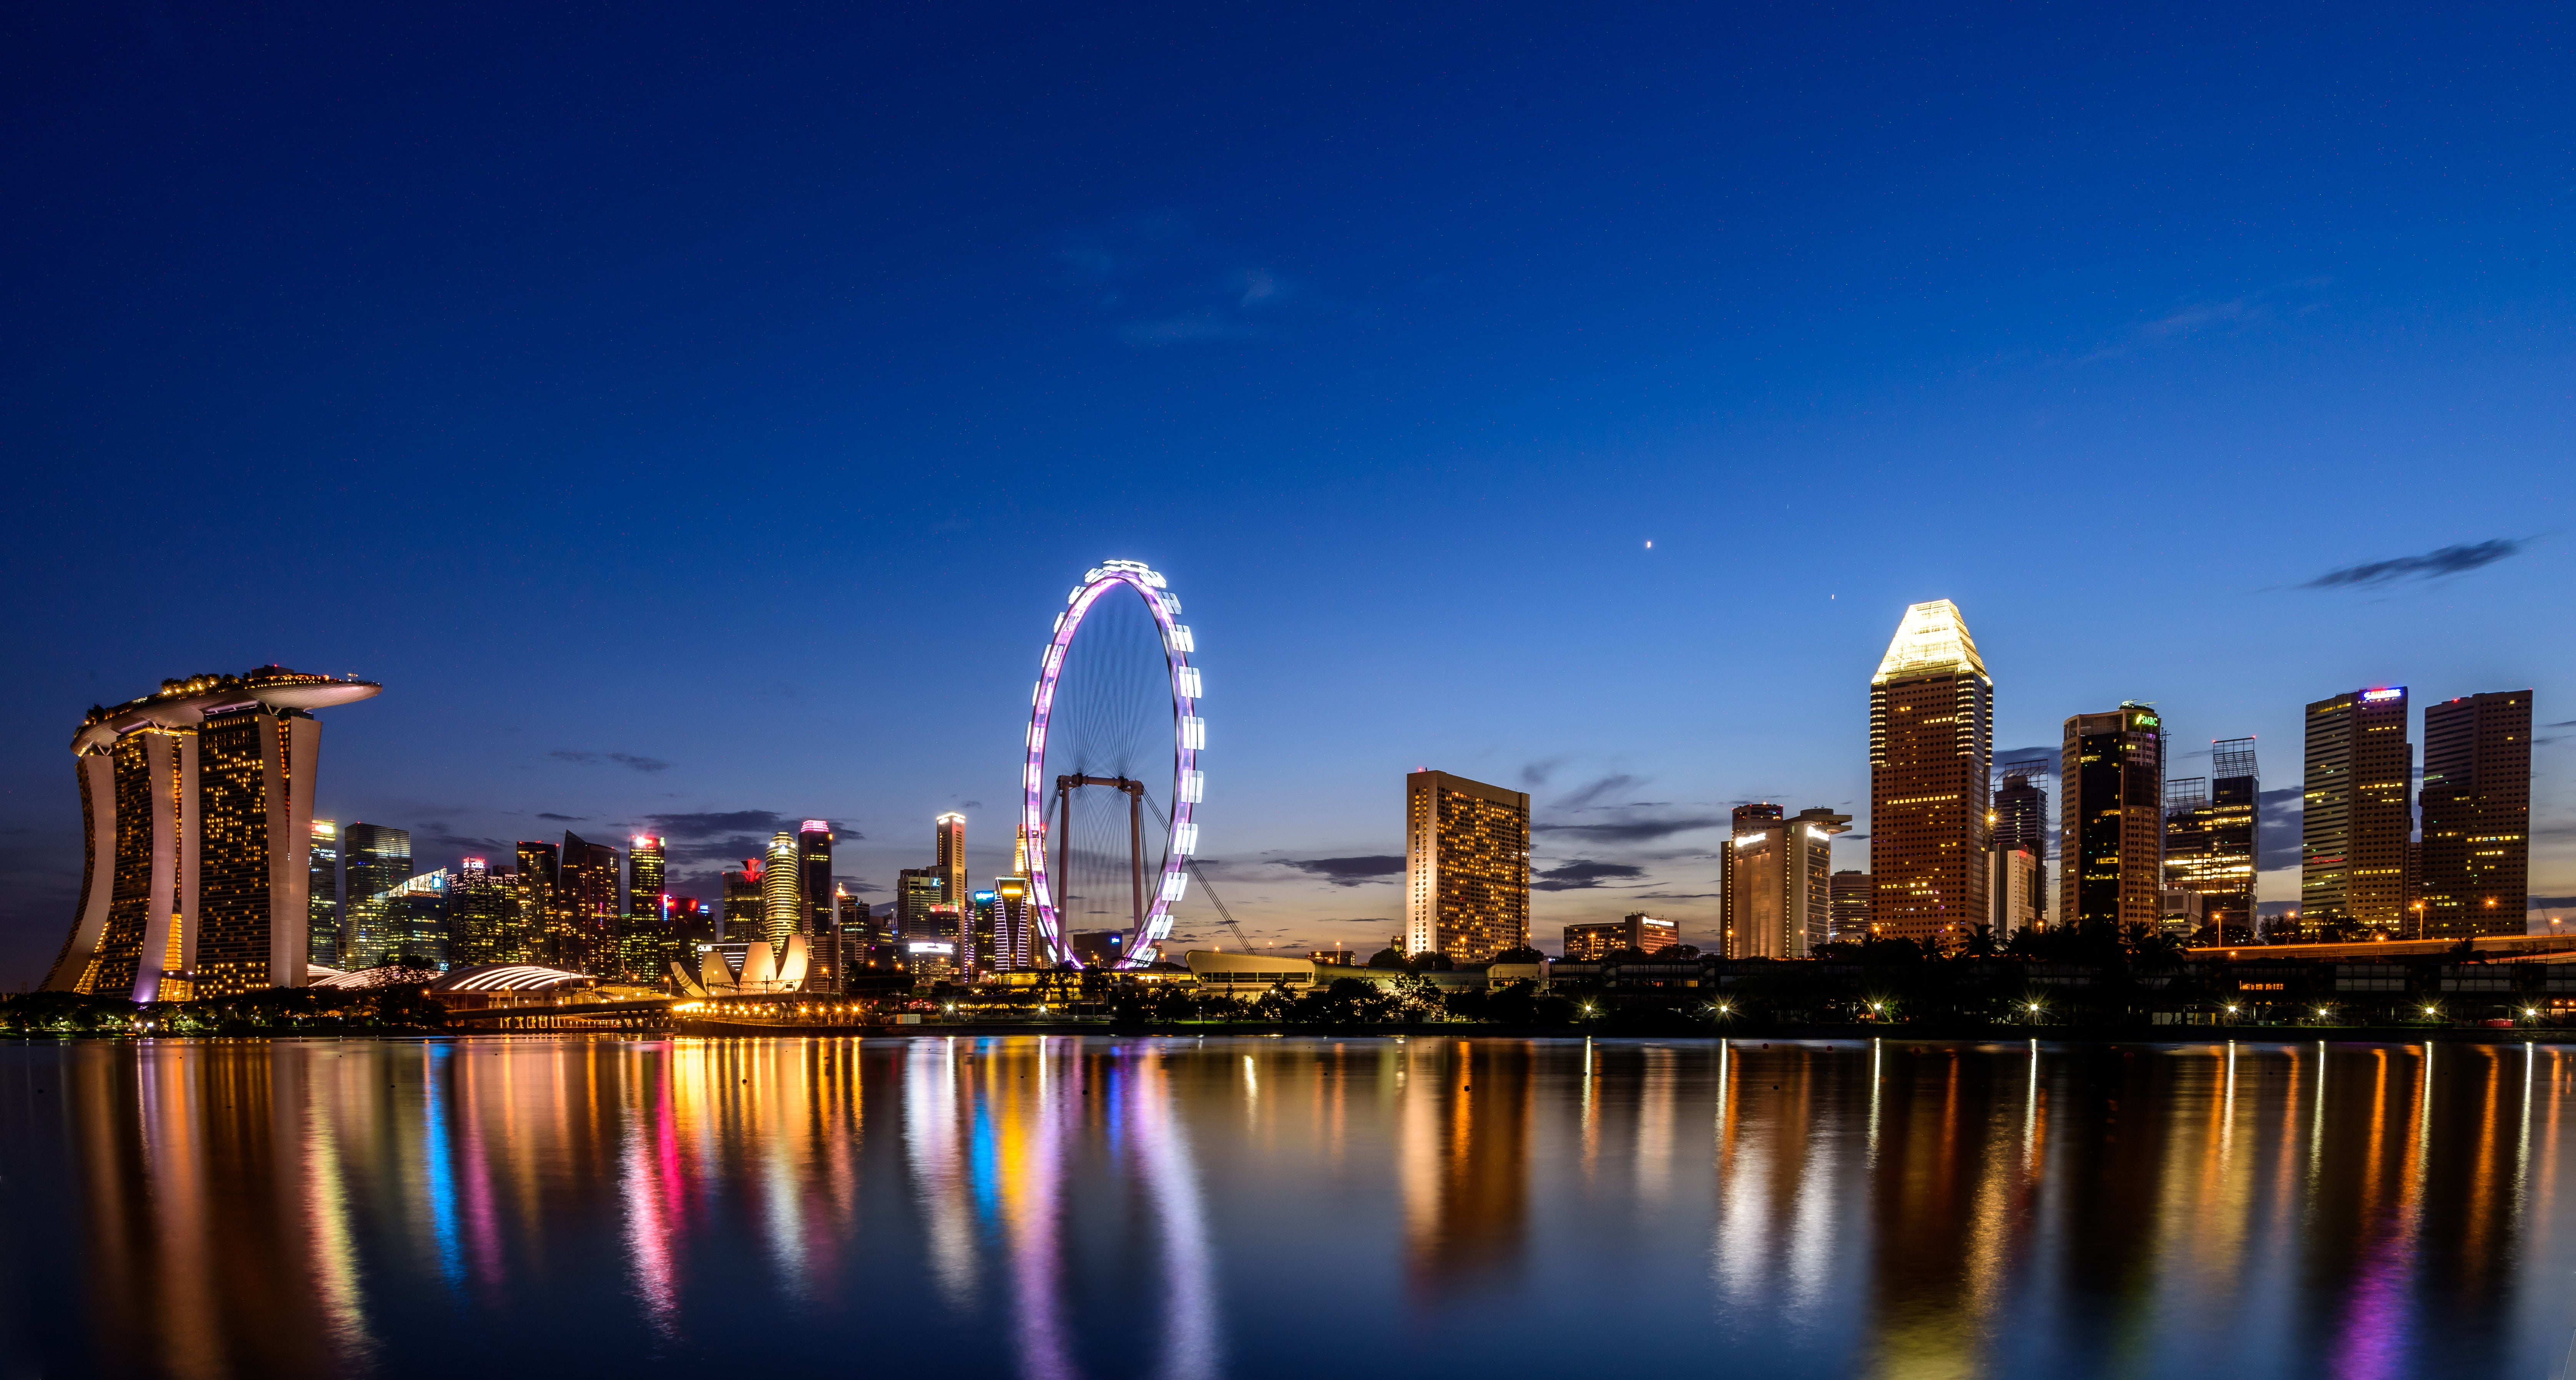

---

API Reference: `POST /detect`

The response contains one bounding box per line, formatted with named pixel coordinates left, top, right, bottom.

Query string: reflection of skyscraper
left=1868, top=601, right=1993, bottom=945
left=2304, top=688, right=2413, bottom=935
left=1723, top=808, right=1850, bottom=958
left=1403, top=770, right=1532, bottom=962
left=2420, top=691, right=2533, bottom=939
left=344, top=824, right=414, bottom=970
left=1399, top=1042, right=1532, bottom=1297
left=762, top=831, right=802, bottom=947
left=308, top=820, right=342, bottom=969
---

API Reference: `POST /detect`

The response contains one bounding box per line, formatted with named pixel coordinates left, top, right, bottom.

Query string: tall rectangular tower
left=1403, top=770, right=1531, bottom=962
left=1723, top=806, right=1850, bottom=958
left=2163, top=738, right=2258, bottom=941
left=935, top=813, right=968, bottom=928
left=2303, top=688, right=2413, bottom=935
left=1868, top=600, right=1993, bottom=945
left=628, top=835, right=666, bottom=918
left=1991, top=767, right=2050, bottom=925
left=560, top=831, right=622, bottom=971
left=2059, top=704, right=2165, bottom=935
left=344, top=823, right=414, bottom=970
left=2420, top=690, right=2533, bottom=939
left=308, top=820, right=342, bottom=969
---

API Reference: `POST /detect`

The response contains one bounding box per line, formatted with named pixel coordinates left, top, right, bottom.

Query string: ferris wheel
left=1021, top=559, right=1203, bottom=969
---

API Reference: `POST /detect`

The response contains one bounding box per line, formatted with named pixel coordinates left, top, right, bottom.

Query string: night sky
left=3, top=2, right=2571, bottom=984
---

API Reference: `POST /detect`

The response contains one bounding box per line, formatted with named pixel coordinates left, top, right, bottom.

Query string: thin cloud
left=1279, top=855, right=1403, bottom=887
left=1553, top=773, right=1644, bottom=812
left=551, top=749, right=673, bottom=773
left=536, top=812, right=585, bottom=822
left=1534, top=860, right=1646, bottom=891
left=2302, top=539, right=2525, bottom=590
left=2258, top=788, right=2303, bottom=870
left=1534, top=815, right=1724, bottom=844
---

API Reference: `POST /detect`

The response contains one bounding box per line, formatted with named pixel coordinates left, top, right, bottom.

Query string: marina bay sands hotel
left=42, top=666, right=381, bottom=1002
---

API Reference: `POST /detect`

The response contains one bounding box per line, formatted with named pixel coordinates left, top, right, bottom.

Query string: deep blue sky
left=4, top=1, right=2572, bottom=982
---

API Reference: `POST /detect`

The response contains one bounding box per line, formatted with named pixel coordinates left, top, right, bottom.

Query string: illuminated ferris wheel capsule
left=1021, top=559, right=1202, bottom=969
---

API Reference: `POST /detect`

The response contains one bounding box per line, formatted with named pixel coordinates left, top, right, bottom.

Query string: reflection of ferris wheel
left=1022, top=560, right=1202, bottom=969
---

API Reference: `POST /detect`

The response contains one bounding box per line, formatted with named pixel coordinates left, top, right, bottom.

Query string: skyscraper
left=762, top=831, right=802, bottom=948
left=798, top=820, right=834, bottom=935
left=560, top=832, right=621, bottom=972
left=1717, top=803, right=1781, bottom=952
left=935, top=813, right=968, bottom=926
left=2303, top=687, right=2413, bottom=937
left=2059, top=704, right=2165, bottom=935
left=374, top=869, right=450, bottom=969
left=721, top=859, right=762, bottom=939
left=1403, top=770, right=1531, bottom=963
left=1991, top=766, right=2050, bottom=926
left=1722, top=807, right=1850, bottom=959
left=992, top=874, right=1031, bottom=970
left=308, top=819, right=342, bottom=969
left=1828, top=870, right=1873, bottom=939
left=1868, top=601, right=1993, bottom=945
left=897, top=866, right=943, bottom=943
left=447, top=856, right=524, bottom=967
left=517, top=838, right=564, bottom=959
left=629, top=835, right=666, bottom=919
left=343, top=823, right=415, bottom=970
left=2420, top=690, right=2533, bottom=939
left=2162, top=737, right=2259, bottom=942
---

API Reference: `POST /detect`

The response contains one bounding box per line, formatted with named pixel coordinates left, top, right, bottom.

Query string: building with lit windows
left=1403, top=770, right=1531, bottom=963
left=628, top=835, right=666, bottom=917
left=1561, top=912, right=1678, bottom=960
left=447, top=857, right=524, bottom=967
left=721, top=859, right=761, bottom=939
left=517, top=838, right=563, bottom=960
left=1990, top=847, right=2041, bottom=937
left=1991, top=766, right=2050, bottom=926
left=898, top=867, right=944, bottom=943
left=2303, top=687, right=2413, bottom=936
left=2162, top=737, right=2259, bottom=942
left=992, top=874, right=1031, bottom=970
left=1868, top=601, right=1993, bottom=945
left=342, top=824, right=414, bottom=970
left=1829, top=870, right=1872, bottom=939
left=935, top=813, right=968, bottom=931
left=2059, top=704, right=2165, bottom=935
left=761, top=831, right=802, bottom=947
left=559, top=832, right=621, bottom=972
left=43, top=667, right=380, bottom=999
left=2420, top=690, right=2532, bottom=939
left=1722, top=807, right=1850, bottom=958
left=308, top=819, right=342, bottom=968
left=369, top=869, right=450, bottom=969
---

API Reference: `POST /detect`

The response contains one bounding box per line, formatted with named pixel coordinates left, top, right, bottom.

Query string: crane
left=1184, top=857, right=1257, bottom=955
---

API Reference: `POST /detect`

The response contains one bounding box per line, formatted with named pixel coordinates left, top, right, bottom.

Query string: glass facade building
left=1721, top=806, right=1849, bottom=959
left=342, top=823, right=415, bottom=971
left=2059, top=704, right=2166, bottom=935
left=2162, top=737, right=2258, bottom=942
left=308, top=820, right=341, bottom=969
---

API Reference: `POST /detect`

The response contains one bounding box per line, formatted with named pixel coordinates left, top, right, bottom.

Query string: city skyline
left=6, top=5, right=2576, bottom=985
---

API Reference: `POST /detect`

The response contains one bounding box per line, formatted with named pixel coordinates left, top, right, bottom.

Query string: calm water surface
left=3, top=1035, right=2573, bottom=1379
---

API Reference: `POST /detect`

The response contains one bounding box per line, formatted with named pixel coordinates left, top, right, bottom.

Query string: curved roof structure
left=72, top=665, right=382, bottom=754
left=310, top=964, right=440, bottom=990
left=427, top=964, right=595, bottom=994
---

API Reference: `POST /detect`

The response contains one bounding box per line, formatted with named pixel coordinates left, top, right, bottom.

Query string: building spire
left=1872, top=599, right=1988, bottom=685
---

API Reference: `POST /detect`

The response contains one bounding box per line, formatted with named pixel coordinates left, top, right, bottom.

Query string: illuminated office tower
left=898, top=867, right=943, bottom=939
left=1829, top=870, right=1873, bottom=939
left=722, top=859, right=762, bottom=938
left=1717, top=803, right=1782, bottom=952
left=447, top=857, right=523, bottom=967
left=308, top=820, right=342, bottom=968
left=761, top=831, right=802, bottom=947
left=629, top=835, right=666, bottom=918
left=935, top=813, right=968, bottom=924
left=970, top=890, right=998, bottom=978
left=343, top=823, right=414, bottom=969
left=798, top=820, right=834, bottom=933
left=44, top=667, right=379, bottom=999
left=1991, top=766, right=2050, bottom=925
left=372, top=869, right=449, bottom=968
left=517, top=838, right=563, bottom=960
left=1868, top=601, right=1993, bottom=945
left=2303, top=687, right=2413, bottom=935
left=2420, top=690, right=2533, bottom=939
left=670, top=896, right=719, bottom=950
left=1722, top=806, right=1850, bottom=959
left=993, top=874, right=1031, bottom=970
left=2059, top=704, right=2165, bottom=935
left=2162, top=738, right=2259, bottom=941
left=560, top=832, right=621, bottom=972
left=1403, top=770, right=1532, bottom=963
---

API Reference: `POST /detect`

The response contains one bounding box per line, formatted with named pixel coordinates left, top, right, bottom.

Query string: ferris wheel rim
left=1020, top=559, right=1200, bottom=970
